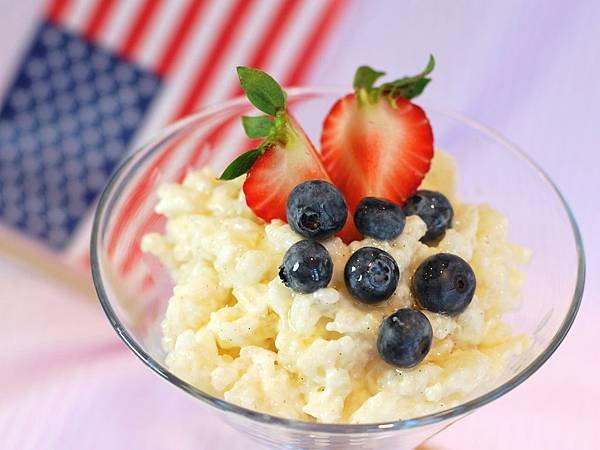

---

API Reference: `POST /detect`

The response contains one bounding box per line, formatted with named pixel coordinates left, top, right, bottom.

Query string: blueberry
left=344, top=247, right=399, bottom=304
left=354, top=197, right=406, bottom=240
left=403, top=190, right=453, bottom=243
left=286, top=180, right=347, bottom=240
left=377, top=308, right=433, bottom=368
left=411, top=253, right=476, bottom=315
left=279, top=240, right=333, bottom=293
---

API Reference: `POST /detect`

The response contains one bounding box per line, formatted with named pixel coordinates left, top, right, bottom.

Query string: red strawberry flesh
left=320, top=93, right=433, bottom=240
left=243, top=114, right=331, bottom=223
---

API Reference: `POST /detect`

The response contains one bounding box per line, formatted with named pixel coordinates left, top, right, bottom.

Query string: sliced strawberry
left=320, top=58, right=435, bottom=241
left=321, top=94, right=433, bottom=209
left=243, top=115, right=330, bottom=222
left=220, top=67, right=331, bottom=223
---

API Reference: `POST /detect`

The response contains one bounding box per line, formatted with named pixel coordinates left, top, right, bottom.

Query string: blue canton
left=0, top=21, right=161, bottom=249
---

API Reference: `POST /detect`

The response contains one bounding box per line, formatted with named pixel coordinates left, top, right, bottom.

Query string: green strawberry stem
left=220, top=67, right=298, bottom=180
left=354, top=54, right=435, bottom=107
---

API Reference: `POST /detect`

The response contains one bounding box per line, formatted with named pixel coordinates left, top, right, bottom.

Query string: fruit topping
left=344, top=247, right=399, bottom=304
left=354, top=197, right=405, bottom=240
left=286, top=180, right=347, bottom=240
left=320, top=57, right=435, bottom=241
left=279, top=240, right=333, bottom=294
left=377, top=308, right=433, bottom=368
left=403, top=190, right=453, bottom=243
left=411, top=253, right=476, bottom=315
left=220, top=67, right=331, bottom=223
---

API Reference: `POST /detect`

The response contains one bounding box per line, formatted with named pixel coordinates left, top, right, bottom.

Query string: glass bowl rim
left=91, top=87, right=585, bottom=434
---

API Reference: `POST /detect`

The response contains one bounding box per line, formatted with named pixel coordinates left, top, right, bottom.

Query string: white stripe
left=111, top=125, right=209, bottom=271
left=267, top=0, right=326, bottom=83
left=200, top=0, right=279, bottom=107
left=135, top=0, right=189, bottom=69
left=132, top=0, right=235, bottom=147
left=121, top=124, right=244, bottom=292
left=100, top=0, right=145, bottom=51
left=62, top=0, right=100, bottom=35
left=204, top=122, right=247, bottom=172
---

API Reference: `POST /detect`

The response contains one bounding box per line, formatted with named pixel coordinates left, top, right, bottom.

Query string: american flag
left=0, top=0, right=348, bottom=290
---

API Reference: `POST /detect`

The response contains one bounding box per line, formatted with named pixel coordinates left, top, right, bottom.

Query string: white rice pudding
left=142, top=151, right=530, bottom=424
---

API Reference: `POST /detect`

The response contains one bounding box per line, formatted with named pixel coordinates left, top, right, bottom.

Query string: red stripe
left=120, top=213, right=162, bottom=274
left=173, top=0, right=256, bottom=119
left=117, top=0, right=301, bottom=275
left=155, top=0, right=209, bottom=77
left=47, top=0, right=71, bottom=23
left=114, top=0, right=348, bottom=276
left=247, top=0, right=302, bottom=74
left=84, top=0, right=117, bottom=42
left=120, top=0, right=163, bottom=61
left=284, top=0, right=346, bottom=86
left=106, top=132, right=189, bottom=258
left=185, top=0, right=302, bottom=167
left=80, top=250, right=90, bottom=269
left=142, top=273, right=154, bottom=289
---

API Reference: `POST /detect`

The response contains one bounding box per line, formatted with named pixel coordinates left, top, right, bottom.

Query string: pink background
left=2, top=1, right=598, bottom=449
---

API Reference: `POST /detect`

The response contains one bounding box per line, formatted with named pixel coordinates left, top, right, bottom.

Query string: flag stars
left=47, top=50, right=68, bottom=70
left=91, top=52, right=111, bottom=71
left=67, top=40, right=87, bottom=59
left=31, top=81, right=52, bottom=101
left=26, top=58, right=48, bottom=80
left=75, top=84, right=96, bottom=103
left=115, top=64, right=135, bottom=83
left=0, top=21, right=161, bottom=248
left=51, top=72, right=71, bottom=91
left=15, top=113, right=36, bottom=131
left=72, top=62, right=93, bottom=82
left=82, top=128, right=102, bottom=147
left=11, top=89, right=33, bottom=111
left=41, top=27, right=62, bottom=48
left=55, top=93, right=77, bottom=112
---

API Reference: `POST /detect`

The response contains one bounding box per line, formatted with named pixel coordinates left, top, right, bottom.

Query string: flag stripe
left=62, top=0, right=97, bottom=34
left=119, top=0, right=163, bottom=61
left=106, top=131, right=190, bottom=257
left=106, top=0, right=239, bottom=259
left=116, top=0, right=344, bottom=276
left=109, top=1, right=234, bottom=257
left=114, top=0, right=296, bottom=273
left=284, top=0, right=346, bottom=86
left=47, top=0, right=71, bottom=23
left=113, top=124, right=210, bottom=272
left=197, top=0, right=281, bottom=108
left=135, top=0, right=235, bottom=138
left=155, top=0, right=209, bottom=78
left=172, top=0, right=256, bottom=119
left=84, top=0, right=117, bottom=43
left=105, top=0, right=348, bottom=276
left=248, top=0, right=302, bottom=72
left=101, top=0, right=145, bottom=50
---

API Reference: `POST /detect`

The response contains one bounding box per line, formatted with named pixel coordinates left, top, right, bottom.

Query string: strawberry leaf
left=380, top=55, right=435, bottom=100
left=242, top=115, right=273, bottom=138
left=237, top=67, right=286, bottom=116
left=353, top=66, right=386, bottom=91
left=219, top=148, right=263, bottom=180
left=354, top=55, right=435, bottom=104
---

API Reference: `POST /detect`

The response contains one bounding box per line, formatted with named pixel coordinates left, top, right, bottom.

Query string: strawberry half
left=220, top=67, right=330, bottom=223
left=320, top=57, right=435, bottom=241
left=243, top=114, right=330, bottom=222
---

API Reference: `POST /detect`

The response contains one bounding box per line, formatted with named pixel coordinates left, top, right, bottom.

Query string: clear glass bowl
left=91, top=89, right=585, bottom=450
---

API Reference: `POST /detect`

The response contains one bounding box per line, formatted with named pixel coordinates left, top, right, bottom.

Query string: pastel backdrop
left=1, top=1, right=598, bottom=449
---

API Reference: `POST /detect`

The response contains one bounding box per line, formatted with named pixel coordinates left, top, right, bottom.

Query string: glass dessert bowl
left=91, top=89, right=584, bottom=450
